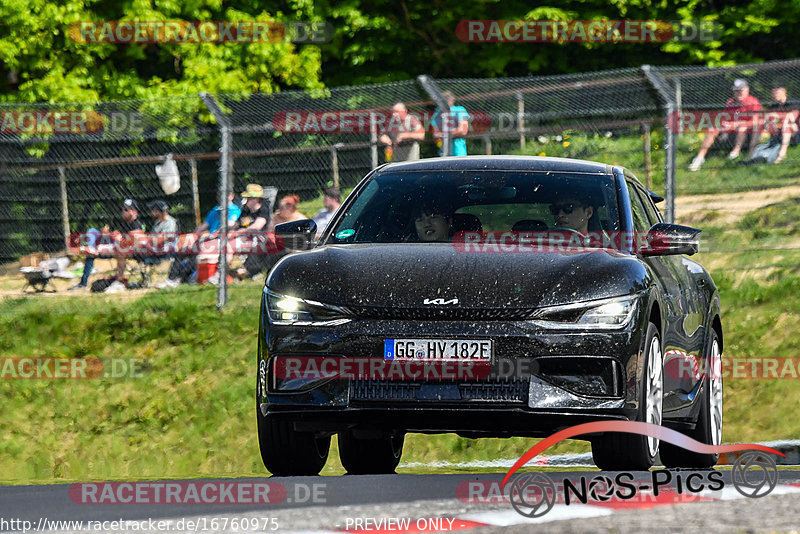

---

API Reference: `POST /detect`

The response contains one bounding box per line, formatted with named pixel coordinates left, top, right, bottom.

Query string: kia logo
left=423, top=298, right=459, bottom=305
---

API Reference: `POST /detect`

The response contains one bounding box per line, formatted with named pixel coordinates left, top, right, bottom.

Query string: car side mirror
left=274, top=219, right=317, bottom=250
left=639, top=222, right=701, bottom=256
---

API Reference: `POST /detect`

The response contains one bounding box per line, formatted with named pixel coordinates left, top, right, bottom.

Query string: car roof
left=380, top=155, right=612, bottom=175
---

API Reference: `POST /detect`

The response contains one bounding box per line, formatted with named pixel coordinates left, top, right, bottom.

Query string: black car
left=257, top=156, right=723, bottom=475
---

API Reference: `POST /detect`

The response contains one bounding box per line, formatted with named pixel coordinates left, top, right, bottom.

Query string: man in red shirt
left=689, top=79, right=762, bottom=171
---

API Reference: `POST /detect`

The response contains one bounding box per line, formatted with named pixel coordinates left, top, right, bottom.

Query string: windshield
left=325, top=170, right=620, bottom=245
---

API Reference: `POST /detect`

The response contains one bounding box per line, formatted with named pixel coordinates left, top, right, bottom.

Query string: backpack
left=90, top=278, right=116, bottom=293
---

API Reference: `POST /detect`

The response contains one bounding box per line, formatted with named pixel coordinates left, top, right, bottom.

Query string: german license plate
left=384, top=339, right=493, bottom=360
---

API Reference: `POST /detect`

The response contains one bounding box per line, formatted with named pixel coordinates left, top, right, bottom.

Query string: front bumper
left=257, top=298, right=649, bottom=436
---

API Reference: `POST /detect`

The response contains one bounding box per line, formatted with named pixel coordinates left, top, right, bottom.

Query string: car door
left=631, top=182, right=708, bottom=408
left=625, top=180, right=695, bottom=411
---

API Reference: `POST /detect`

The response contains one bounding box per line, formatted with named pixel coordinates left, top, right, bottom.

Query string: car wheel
left=338, top=430, right=404, bottom=475
left=592, top=322, right=663, bottom=470
left=257, top=409, right=330, bottom=476
left=660, top=330, right=723, bottom=468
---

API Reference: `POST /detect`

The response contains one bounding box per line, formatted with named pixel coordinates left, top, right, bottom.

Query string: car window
left=324, top=170, right=621, bottom=244
left=626, top=181, right=651, bottom=232
left=633, top=186, right=662, bottom=226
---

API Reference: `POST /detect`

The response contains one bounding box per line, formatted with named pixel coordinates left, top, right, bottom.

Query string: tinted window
left=635, top=187, right=663, bottom=226
left=626, top=181, right=651, bottom=232
left=326, top=170, right=621, bottom=244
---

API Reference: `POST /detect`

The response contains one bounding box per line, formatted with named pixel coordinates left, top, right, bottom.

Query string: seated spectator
left=69, top=198, right=145, bottom=292
left=379, top=102, right=425, bottom=162
left=231, top=184, right=276, bottom=280
left=272, top=194, right=307, bottom=225
left=312, top=186, right=341, bottom=238
left=158, top=192, right=241, bottom=288
left=689, top=79, right=762, bottom=171
left=746, top=86, right=800, bottom=165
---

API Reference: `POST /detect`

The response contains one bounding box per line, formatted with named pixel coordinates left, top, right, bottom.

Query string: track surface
left=2, top=470, right=800, bottom=533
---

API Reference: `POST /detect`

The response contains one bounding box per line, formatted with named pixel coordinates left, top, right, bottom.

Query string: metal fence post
left=370, top=112, right=379, bottom=168
left=517, top=93, right=526, bottom=150
left=200, top=92, right=232, bottom=309
left=58, top=166, right=70, bottom=250
left=642, top=123, right=652, bottom=190
left=189, top=157, right=201, bottom=227
left=641, top=65, right=676, bottom=223
left=483, top=136, right=492, bottom=155
left=330, top=145, right=340, bottom=189
left=417, top=75, right=450, bottom=157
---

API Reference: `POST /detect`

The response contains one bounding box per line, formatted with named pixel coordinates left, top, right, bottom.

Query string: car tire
left=257, top=409, right=330, bottom=476
left=338, top=430, right=404, bottom=475
left=660, top=329, right=723, bottom=468
left=592, top=322, right=663, bottom=470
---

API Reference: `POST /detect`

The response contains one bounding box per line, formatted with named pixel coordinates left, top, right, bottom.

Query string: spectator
left=69, top=198, right=145, bottom=292
left=312, top=186, right=341, bottom=238
left=689, top=79, right=762, bottom=171
left=231, top=184, right=275, bottom=280
left=157, top=192, right=241, bottom=288
left=272, top=194, right=307, bottom=225
left=378, top=102, right=425, bottom=161
left=431, top=91, right=470, bottom=157
left=746, top=86, right=800, bottom=165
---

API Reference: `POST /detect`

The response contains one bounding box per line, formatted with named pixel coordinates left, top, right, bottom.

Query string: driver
left=549, top=195, right=594, bottom=235
left=414, top=202, right=453, bottom=242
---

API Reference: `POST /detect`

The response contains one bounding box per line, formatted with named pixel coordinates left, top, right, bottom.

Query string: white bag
left=156, top=154, right=180, bottom=195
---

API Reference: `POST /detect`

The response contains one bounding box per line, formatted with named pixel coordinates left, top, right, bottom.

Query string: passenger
left=415, top=202, right=453, bottom=242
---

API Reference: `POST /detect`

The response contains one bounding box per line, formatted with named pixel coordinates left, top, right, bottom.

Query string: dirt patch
left=676, top=184, right=800, bottom=225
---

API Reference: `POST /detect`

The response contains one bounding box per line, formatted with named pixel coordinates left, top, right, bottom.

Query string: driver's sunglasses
left=549, top=203, right=581, bottom=215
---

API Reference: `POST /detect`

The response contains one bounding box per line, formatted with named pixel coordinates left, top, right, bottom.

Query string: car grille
left=348, top=306, right=535, bottom=321
left=350, top=379, right=529, bottom=403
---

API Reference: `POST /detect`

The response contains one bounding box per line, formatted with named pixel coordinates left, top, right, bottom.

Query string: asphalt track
left=2, top=470, right=800, bottom=533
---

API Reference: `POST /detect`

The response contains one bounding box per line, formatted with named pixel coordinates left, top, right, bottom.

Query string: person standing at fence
left=379, top=103, right=425, bottom=161
left=689, top=79, right=762, bottom=171
left=431, top=91, right=471, bottom=157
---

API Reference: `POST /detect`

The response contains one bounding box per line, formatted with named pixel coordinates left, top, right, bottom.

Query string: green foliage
left=0, top=0, right=324, bottom=103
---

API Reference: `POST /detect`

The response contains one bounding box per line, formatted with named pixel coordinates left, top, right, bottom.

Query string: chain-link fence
left=3, top=58, right=800, bottom=303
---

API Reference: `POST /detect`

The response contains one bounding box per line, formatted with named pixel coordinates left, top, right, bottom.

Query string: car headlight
left=264, top=287, right=350, bottom=324
left=531, top=295, right=639, bottom=330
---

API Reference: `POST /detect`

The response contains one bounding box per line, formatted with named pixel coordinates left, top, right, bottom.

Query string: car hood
left=266, top=244, right=649, bottom=310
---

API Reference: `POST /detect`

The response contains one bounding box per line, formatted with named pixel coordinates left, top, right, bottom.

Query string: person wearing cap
left=689, top=78, right=762, bottom=171
left=312, top=186, right=341, bottom=238
left=231, top=184, right=276, bottom=280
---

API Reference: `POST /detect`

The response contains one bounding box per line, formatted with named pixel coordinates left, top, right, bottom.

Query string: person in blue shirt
left=200, top=192, right=242, bottom=234
left=431, top=91, right=471, bottom=157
